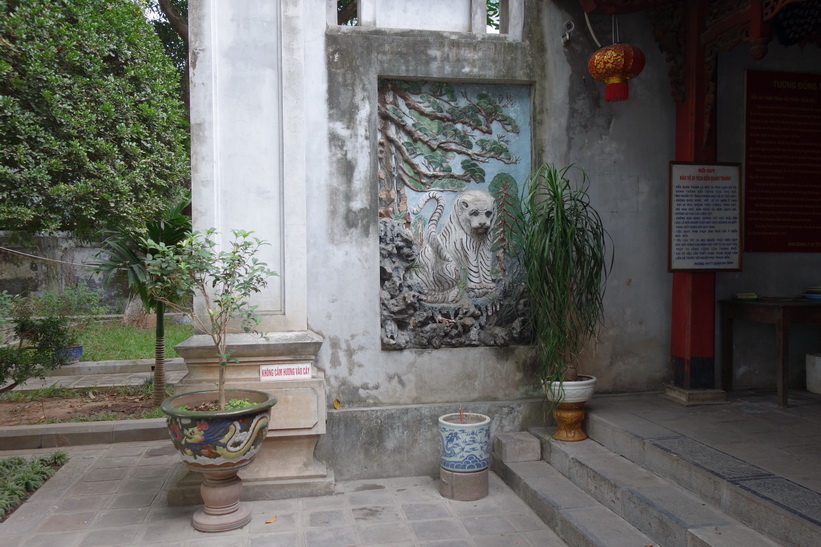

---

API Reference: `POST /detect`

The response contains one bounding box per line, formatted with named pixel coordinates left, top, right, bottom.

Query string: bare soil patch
left=0, top=391, right=157, bottom=426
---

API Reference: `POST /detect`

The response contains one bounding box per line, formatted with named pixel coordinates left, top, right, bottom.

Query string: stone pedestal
left=807, top=354, right=821, bottom=395
left=439, top=467, right=488, bottom=501
left=166, top=331, right=333, bottom=505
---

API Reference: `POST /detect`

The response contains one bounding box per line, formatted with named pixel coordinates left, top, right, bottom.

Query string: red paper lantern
left=588, top=43, right=646, bottom=102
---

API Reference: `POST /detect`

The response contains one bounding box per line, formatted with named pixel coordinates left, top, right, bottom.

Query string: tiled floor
left=0, top=441, right=567, bottom=546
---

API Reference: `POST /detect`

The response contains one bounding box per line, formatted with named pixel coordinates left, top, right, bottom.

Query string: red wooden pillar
left=671, top=0, right=718, bottom=389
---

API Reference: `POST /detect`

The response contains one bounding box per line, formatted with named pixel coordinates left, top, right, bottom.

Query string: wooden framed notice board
left=668, top=162, right=742, bottom=272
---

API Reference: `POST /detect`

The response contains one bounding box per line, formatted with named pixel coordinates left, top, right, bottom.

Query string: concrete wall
left=0, top=233, right=123, bottom=310
left=301, top=1, right=676, bottom=478
left=309, top=0, right=674, bottom=409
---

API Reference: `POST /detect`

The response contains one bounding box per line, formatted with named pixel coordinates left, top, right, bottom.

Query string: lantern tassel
left=605, top=82, right=629, bottom=102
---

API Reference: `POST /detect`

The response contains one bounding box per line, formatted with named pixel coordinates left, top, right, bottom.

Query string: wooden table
left=719, top=298, right=821, bottom=407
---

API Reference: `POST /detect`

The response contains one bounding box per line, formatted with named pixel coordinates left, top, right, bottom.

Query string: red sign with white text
left=745, top=70, right=821, bottom=252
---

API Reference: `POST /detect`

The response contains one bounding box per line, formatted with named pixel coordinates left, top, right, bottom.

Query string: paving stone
left=301, top=492, right=347, bottom=509
left=0, top=500, right=54, bottom=535
left=126, top=464, right=171, bottom=479
left=304, top=526, right=359, bottom=547
left=66, top=479, right=120, bottom=497
left=357, top=521, right=414, bottom=544
left=94, top=455, right=141, bottom=468
left=505, top=510, right=548, bottom=532
left=306, top=508, right=350, bottom=528
left=351, top=504, right=403, bottom=523
left=35, top=511, right=96, bottom=532
left=83, top=466, right=128, bottom=482
left=105, top=491, right=157, bottom=509
left=52, top=495, right=110, bottom=512
left=409, top=518, right=469, bottom=541
left=402, top=502, right=452, bottom=520
left=249, top=531, right=300, bottom=547
left=0, top=534, right=25, bottom=547
left=347, top=488, right=396, bottom=506
left=20, top=531, right=85, bottom=547
left=247, top=510, right=297, bottom=534
left=461, top=514, right=516, bottom=536
left=90, top=507, right=150, bottom=528
left=80, top=525, right=141, bottom=546
left=417, top=540, right=472, bottom=547
left=6, top=387, right=820, bottom=546
left=473, top=531, right=530, bottom=546
left=117, top=477, right=168, bottom=493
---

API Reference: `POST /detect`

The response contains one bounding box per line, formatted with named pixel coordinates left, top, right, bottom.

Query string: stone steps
left=586, top=406, right=821, bottom=546
left=494, top=456, right=656, bottom=547
left=493, top=426, right=789, bottom=546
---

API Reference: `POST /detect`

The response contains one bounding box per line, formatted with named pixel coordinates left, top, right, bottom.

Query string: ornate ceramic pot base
left=544, top=376, right=597, bottom=442
left=552, top=402, right=588, bottom=441
left=193, top=470, right=251, bottom=532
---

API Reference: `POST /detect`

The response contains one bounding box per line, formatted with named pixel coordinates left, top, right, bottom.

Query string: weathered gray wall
left=0, top=233, right=123, bottom=309
left=306, top=0, right=676, bottom=479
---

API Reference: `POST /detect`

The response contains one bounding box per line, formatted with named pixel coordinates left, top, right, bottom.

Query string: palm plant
left=94, top=195, right=191, bottom=406
left=519, top=164, right=613, bottom=388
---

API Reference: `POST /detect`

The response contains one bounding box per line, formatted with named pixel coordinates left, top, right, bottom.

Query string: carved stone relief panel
left=378, top=80, right=531, bottom=350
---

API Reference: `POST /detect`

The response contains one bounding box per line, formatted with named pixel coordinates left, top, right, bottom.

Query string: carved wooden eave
left=579, top=0, right=821, bottom=140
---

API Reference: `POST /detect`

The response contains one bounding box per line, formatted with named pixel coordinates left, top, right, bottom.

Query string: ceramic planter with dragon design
left=161, top=388, right=277, bottom=532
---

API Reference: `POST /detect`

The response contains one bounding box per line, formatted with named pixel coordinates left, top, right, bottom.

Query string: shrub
left=0, top=292, right=77, bottom=393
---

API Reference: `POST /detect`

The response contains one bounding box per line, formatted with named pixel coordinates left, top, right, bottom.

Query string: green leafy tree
left=146, top=0, right=188, bottom=111
left=94, top=195, right=191, bottom=406
left=336, top=1, right=500, bottom=28
left=0, top=0, right=189, bottom=238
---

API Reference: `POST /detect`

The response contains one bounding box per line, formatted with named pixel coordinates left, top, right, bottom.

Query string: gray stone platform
left=493, top=390, right=821, bottom=547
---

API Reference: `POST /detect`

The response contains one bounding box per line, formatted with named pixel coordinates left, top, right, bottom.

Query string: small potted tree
left=519, top=164, right=613, bottom=441
left=143, top=228, right=278, bottom=533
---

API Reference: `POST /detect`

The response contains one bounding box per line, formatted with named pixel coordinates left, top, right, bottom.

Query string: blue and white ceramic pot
left=438, top=412, right=491, bottom=472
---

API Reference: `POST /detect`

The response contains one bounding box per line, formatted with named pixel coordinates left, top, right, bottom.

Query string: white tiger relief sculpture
left=410, top=189, right=498, bottom=302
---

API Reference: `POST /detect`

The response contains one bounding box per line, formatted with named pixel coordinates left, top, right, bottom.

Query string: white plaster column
left=189, top=0, right=307, bottom=333
left=171, top=0, right=330, bottom=502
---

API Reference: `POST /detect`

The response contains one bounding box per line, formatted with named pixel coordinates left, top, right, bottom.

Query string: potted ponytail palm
left=520, top=164, right=612, bottom=441
left=143, top=228, right=278, bottom=533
